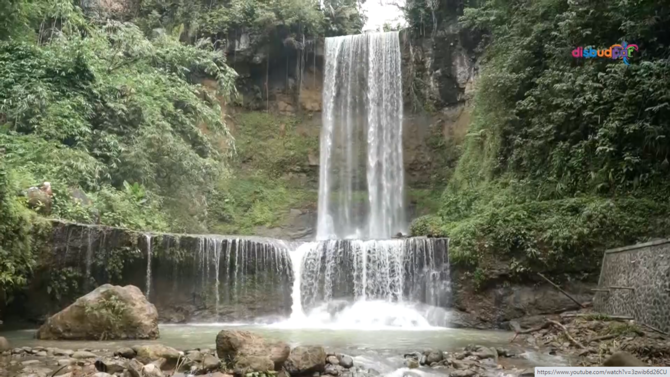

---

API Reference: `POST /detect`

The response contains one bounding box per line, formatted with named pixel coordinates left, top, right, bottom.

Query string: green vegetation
left=137, top=0, right=364, bottom=41
left=209, top=112, right=318, bottom=234
left=0, top=0, right=355, bottom=309
left=84, top=293, right=128, bottom=340
left=410, top=0, right=670, bottom=278
left=0, top=163, right=35, bottom=296
left=1, top=10, right=237, bottom=233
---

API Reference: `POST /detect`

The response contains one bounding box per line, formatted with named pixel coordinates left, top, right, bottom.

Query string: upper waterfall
left=317, top=31, right=405, bottom=240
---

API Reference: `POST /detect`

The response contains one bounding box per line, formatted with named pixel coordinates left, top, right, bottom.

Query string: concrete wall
left=594, top=239, right=670, bottom=333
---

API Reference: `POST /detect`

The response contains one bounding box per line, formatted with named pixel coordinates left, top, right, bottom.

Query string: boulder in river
left=132, top=344, right=181, bottom=369
left=114, top=347, right=136, bottom=359
left=36, top=284, right=159, bottom=340
left=423, top=349, right=444, bottom=364
left=233, top=355, right=275, bottom=375
left=338, top=355, right=354, bottom=369
left=284, top=345, right=326, bottom=375
left=216, top=330, right=290, bottom=369
left=0, top=336, right=10, bottom=352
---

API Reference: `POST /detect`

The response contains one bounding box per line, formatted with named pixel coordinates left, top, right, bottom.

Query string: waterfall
left=281, top=238, right=450, bottom=328
left=298, top=239, right=450, bottom=309
left=145, top=234, right=152, bottom=298
left=136, top=234, right=294, bottom=321
left=318, top=31, right=405, bottom=240
left=289, top=242, right=316, bottom=320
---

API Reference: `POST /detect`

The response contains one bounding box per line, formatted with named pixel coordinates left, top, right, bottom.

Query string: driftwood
left=548, top=319, right=586, bottom=349
left=509, top=321, right=551, bottom=343
left=538, top=273, right=585, bottom=308
left=561, top=313, right=633, bottom=321
left=588, top=334, right=618, bottom=343
left=510, top=318, right=586, bottom=349
left=640, top=322, right=669, bottom=336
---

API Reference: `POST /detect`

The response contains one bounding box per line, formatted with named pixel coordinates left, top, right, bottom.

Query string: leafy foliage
left=410, top=0, right=670, bottom=278
left=84, top=293, right=128, bottom=340
left=0, top=3, right=237, bottom=233
left=136, top=0, right=364, bottom=43
left=0, top=161, right=35, bottom=294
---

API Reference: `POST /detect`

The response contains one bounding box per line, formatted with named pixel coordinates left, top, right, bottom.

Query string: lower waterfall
left=47, top=222, right=450, bottom=327
left=280, top=238, right=451, bottom=328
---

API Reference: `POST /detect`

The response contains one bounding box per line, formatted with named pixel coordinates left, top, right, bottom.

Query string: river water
left=2, top=322, right=567, bottom=375
left=2, top=323, right=510, bottom=352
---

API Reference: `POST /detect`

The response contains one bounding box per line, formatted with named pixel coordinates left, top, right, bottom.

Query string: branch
left=562, top=314, right=633, bottom=321
left=538, top=273, right=585, bottom=308
left=548, top=320, right=585, bottom=349
left=587, top=334, right=617, bottom=343
left=639, top=322, right=669, bottom=336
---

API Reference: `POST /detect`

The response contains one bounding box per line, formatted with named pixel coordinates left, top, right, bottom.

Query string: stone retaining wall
left=594, top=239, right=670, bottom=333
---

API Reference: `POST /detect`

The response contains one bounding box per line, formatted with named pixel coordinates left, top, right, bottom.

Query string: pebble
left=36, top=351, right=48, bottom=357
left=72, top=351, right=97, bottom=359
left=451, top=370, right=477, bottom=377
left=53, top=349, right=74, bottom=357
left=21, top=360, right=41, bottom=366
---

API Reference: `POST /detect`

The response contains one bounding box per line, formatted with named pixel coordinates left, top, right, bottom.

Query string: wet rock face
left=449, top=266, right=595, bottom=328
left=36, top=284, right=159, bottom=340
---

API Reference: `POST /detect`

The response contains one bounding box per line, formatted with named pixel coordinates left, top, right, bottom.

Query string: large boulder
left=285, top=346, right=326, bottom=375
left=37, top=284, right=159, bottom=340
left=216, top=330, right=290, bottom=369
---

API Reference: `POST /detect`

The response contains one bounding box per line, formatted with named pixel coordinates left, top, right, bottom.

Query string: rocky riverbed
left=0, top=329, right=540, bottom=377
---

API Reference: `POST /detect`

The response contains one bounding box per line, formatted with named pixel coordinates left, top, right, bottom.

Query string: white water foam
left=273, top=300, right=442, bottom=330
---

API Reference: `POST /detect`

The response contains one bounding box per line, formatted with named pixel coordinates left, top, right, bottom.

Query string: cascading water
left=279, top=239, right=451, bottom=328
left=318, top=31, right=405, bottom=240
left=145, top=234, right=152, bottom=297
left=282, top=32, right=452, bottom=329
left=288, top=242, right=316, bottom=320
left=139, top=236, right=294, bottom=322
